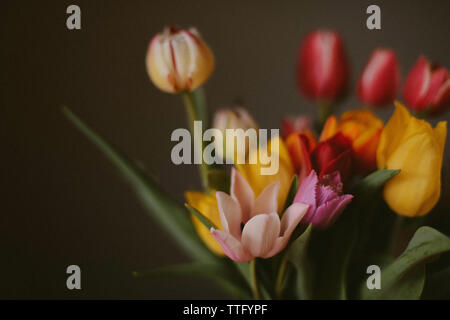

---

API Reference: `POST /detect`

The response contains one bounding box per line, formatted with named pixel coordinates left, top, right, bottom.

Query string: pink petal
left=319, top=171, right=343, bottom=194
left=210, top=229, right=252, bottom=262
left=316, top=184, right=339, bottom=204
left=230, top=168, right=255, bottom=222
left=264, top=203, right=309, bottom=258
left=241, top=213, right=280, bottom=257
left=280, top=203, right=309, bottom=236
left=251, top=181, right=280, bottom=217
left=294, top=170, right=318, bottom=221
left=216, top=191, right=242, bottom=239
left=313, top=194, right=353, bottom=229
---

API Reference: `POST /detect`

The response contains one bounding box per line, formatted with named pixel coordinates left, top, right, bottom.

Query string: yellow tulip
left=185, top=191, right=224, bottom=255
left=236, top=136, right=295, bottom=211
left=377, top=102, right=447, bottom=217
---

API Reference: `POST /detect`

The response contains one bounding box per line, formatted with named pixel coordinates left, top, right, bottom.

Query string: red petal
left=403, top=56, right=431, bottom=111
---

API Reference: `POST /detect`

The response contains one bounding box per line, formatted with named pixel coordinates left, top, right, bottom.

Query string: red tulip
left=286, top=132, right=353, bottom=184
left=297, top=30, right=349, bottom=101
left=357, top=49, right=400, bottom=107
left=403, top=56, right=450, bottom=116
left=310, top=133, right=353, bottom=183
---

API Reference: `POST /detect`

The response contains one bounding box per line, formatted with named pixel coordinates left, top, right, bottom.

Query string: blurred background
left=1, top=0, right=449, bottom=298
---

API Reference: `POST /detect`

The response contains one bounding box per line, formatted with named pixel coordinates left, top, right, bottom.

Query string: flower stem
left=182, top=91, right=209, bottom=190
left=275, top=254, right=289, bottom=299
left=389, top=216, right=405, bottom=257
left=250, top=259, right=261, bottom=300
left=317, top=100, right=332, bottom=132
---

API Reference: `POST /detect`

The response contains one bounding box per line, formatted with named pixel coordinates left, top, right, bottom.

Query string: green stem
left=316, top=100, right=332, bottom=132
left=275, top=254, right=289, bottom=299
left=389, top=216, right=405, bottom=257
left=250, top=259, right=261, bottom=300
left=182, top=91, right=209, bottom=190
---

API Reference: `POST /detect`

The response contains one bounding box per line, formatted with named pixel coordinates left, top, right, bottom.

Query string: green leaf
left=282, top=175, right=299, bottom=213
left=133, top=262, right=252, bottom=299
left=185, top=203, right=219, bottom=230
left=357, top=168, right=400, bottom=195
left=62, top=106, right=215, bottom=263
left=361, top=226, right=450, bottom=299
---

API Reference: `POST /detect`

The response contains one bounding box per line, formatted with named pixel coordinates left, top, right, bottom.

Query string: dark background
left=1, top=0, right=449, bottom=299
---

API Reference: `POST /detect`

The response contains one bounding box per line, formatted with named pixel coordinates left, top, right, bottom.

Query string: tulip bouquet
left=63, top=27, right=450, bottom=299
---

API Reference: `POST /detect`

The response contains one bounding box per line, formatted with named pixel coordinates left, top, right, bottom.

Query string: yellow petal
left=185, top=191, right=224, bottom=255
left=378, top=101, right=447, bottom=217
left=377, top=102, right=412, bottom=167
left=236, top=136, right=294, bottom=211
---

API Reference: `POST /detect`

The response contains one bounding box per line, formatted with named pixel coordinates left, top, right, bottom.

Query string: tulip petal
left=319, top=115, right=338, bottom=141
left=403, top=56, right=431, bottom=111
left=264, top=203, right=309, bottom=258
left=251, top=181, right=280, bottom=217
left=314, top=194, right=353, bottom=229
left=422, top=67, right=449, bottom=107
left=294, top=170, right=318, bottom=207
left=357, top=49, right=399, bottom=106
left=216, top=191, right=242, bottom=239
left=432, top=79, right=450, bottom=115
left=383, top=129, right=443, bottom=216
left=319, top=171, right=343, bottom=194
left=241, top=213, right=280, bottom=257
left=236, top=137, right=294, bottom=211
left=210, top=229, right=252, bottom=262
left=377, top=102, right=412, bottom=167
left=230, top=168, right=255, bottom=222
left=316, top=184, right=339, bottom=204
left=185, top=191, right=224, bottom=255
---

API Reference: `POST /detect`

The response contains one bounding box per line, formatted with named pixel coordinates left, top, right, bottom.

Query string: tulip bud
left=281, top=115, right=312, bottom=139
left=146, top=26, right=215, bottom=94
left=297, top=30, right=349, bottom=101
left=403, top=56, right=450, bottom=116
left=357, top=49, right=400, bottom=107
left=212, top=108, right=258, bottom=163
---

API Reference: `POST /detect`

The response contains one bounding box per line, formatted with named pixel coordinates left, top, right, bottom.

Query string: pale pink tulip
left=210, top=168, right=309, bottom=262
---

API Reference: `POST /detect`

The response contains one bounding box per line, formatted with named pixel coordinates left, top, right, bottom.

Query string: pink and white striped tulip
left=146, top=26, right=215, bottom=94
left=210, top=168, right=309, bottom=262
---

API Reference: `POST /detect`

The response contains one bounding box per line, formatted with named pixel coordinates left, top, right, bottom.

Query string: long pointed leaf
left=185, top=203, right=219, bottom=230
left=62, top=106, right=215, bottom=262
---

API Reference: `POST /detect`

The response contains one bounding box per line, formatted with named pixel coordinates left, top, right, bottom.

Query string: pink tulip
left=403, top=56, right=450, bottom=116
left=294, top=170, right=353, bottom=229
left=210, top=168, right=309, bottom=262
left=281, top=115, right=312, bottom=139
left=297, top=30, right=349, bottom=101
left=357, top=49, right=400, bottom=107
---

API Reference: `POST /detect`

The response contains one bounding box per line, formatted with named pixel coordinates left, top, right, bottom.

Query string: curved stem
left=182, top=91, right=209, bottom=190
left=275, top=254, right=289, bottom=299
left=389, top=216, right=405, bottom=257
left=250, top=259, right=261, bottom=300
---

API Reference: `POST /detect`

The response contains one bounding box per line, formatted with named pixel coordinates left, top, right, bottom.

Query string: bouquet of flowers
left=63, top=26, right=450, bottom=299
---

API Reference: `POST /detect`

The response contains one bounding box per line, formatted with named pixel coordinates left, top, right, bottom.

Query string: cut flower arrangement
left=63, top=26, right=450, bottom=299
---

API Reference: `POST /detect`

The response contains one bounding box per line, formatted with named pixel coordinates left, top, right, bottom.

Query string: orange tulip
left=320, top=110, right=383, bottom=174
